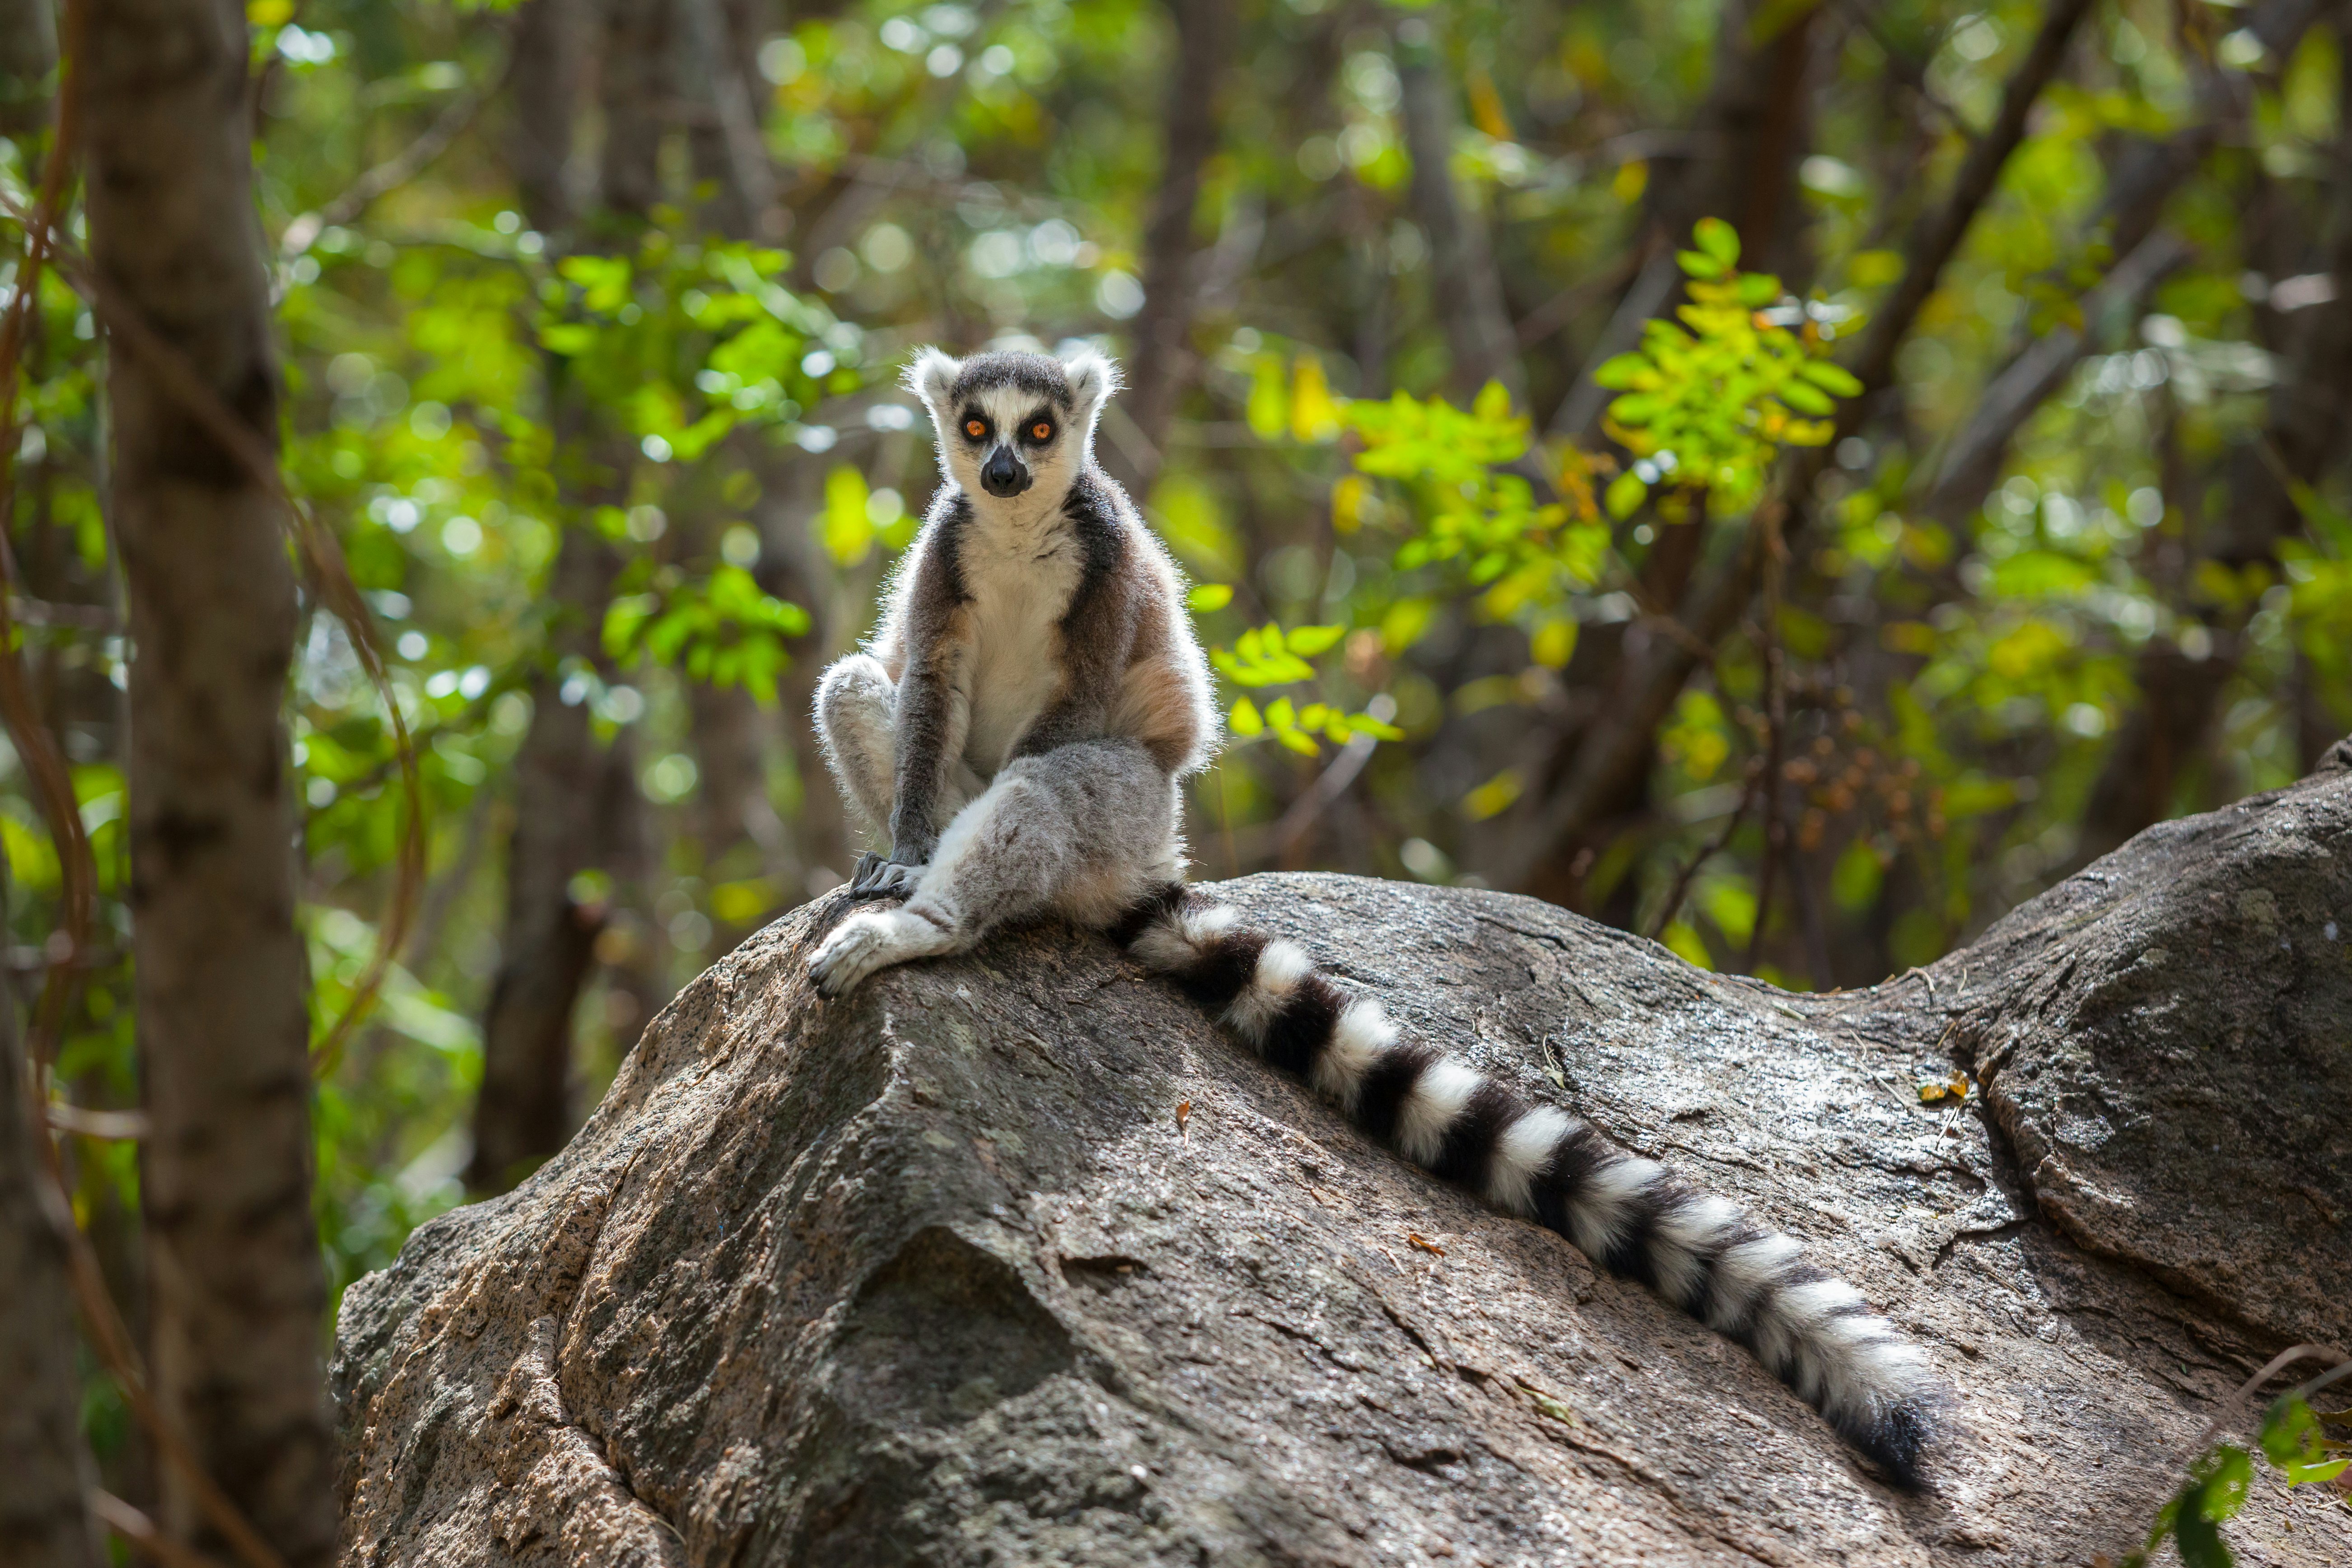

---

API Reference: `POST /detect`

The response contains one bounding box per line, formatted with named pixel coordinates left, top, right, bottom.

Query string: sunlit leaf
left=1693, top=216, right=1741, bottom=265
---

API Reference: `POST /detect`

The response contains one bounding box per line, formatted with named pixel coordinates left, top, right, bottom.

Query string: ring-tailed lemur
left=807, top=347, right=1944, bottom=1486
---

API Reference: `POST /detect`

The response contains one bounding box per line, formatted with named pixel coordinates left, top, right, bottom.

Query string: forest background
left=2, top=0, right=2348, bottom=1532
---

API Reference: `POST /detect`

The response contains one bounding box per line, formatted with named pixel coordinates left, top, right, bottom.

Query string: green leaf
left=1531, top=618, right=1577, bottom=668
left=1606, top=392, right=1662, bottom=425
left=1799, top=359, right=1865, bottom=396
left=1590, top=352, right=1652, bottom=390
left=1276, top=726, right=1322, bottom=756
left=1227, top=697, right=1263, bottom=736
left=1736, top=272, right=1780, bottom=307
left=1781, top=380, right=1835, bottom=415
left=1286, top=624, right=1344, bottom=656
left=1677, top=249, right=1727, bottom=280
left=537, top=323, right=595, bottom=356
left=2195, top=1446, right=2255, bottom=1523
left=1693, top=216, right=1741, bottom=266
left=821, top=464, right=874, bottom=565
left=1605, top=471, right=1648, bottom=520
left=2262, top=1398, right=2318, bottom=1467
left=2261, top=1396, right=2352, bottom=1484
left=1186, top=583, right=1234, bottom=612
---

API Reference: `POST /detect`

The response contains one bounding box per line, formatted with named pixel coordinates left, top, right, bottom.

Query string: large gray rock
left=332, top=766, right=2352, bottom=1567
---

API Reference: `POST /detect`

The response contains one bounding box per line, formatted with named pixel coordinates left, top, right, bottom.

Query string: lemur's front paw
left=808, top=908, right=959, bottom=997
left=848, top=851, right=925, bottom=899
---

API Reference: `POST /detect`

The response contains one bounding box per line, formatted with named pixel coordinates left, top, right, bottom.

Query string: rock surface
left=333, top=765, right=2352, bottom=1567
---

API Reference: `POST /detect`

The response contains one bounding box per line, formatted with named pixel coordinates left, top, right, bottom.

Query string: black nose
left=980, top=446, right=1030, bottom=497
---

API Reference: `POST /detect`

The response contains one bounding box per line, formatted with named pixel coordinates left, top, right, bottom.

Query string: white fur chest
left=959, top=505, right=1083, bottom=777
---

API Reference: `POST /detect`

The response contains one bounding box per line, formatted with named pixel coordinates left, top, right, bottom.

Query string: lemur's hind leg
left=809, top=739, right=1180, bottom=997
left=813, top=653, right=899, bottom=832
left=814, top=652, right=988, bottom=895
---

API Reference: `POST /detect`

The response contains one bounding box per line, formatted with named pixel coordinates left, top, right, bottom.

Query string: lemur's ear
left=1062, top=349, right=1120, bottom=439
left=905, top=347, right=961, bottom=420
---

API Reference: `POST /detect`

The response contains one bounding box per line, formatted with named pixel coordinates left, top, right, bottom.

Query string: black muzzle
left=980, top=445, right=1031, bottom=498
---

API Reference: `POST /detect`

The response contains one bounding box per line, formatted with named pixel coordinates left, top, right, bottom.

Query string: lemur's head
left=905, top=346, right=1118, bottom=504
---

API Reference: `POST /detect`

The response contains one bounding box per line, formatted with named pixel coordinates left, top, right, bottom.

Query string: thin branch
left=6, top=199, right=429, bottom=1073
left=1923, top=228, right=2191, bottom=521
left=1745, top=514, right=1790, bottom=971
left=1844, top=0, right=2100, bottom=399
left=5, top=593, right=116, bottom=629
left=1512, top=0, right=2098, bottom=883
left=45, top=1098, right=148, bottom=1138
left=0, top=0, right=97, bottom=1075
left=280, top=31, right=518, bottom=260
left=1515, top=250, right=1643, bottom=350
left=89, top=1490, right=231, bottom=1568
left=1643, top=756, right=1763, bottom=941
left=1268, top=733, right=1377, bottom=862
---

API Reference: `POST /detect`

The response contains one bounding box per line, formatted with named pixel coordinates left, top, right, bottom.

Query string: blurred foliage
left=2124, top=1393, right=2351, bottom=1566
left=2, top=0, right=2349, bottom=1521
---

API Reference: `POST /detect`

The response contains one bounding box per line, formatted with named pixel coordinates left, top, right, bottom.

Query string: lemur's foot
left=809, top=907, right=960, bottom=996
left=847, top=850, right=925, bottom=899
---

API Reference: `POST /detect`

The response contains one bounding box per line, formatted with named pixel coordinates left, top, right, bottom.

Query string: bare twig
left=4, top=197, right=427, bottom=1073
left=2186, top=1344, right=2351, bottom=1460
left=1643, top=756, right=1762, bottom=942
left=1923, top=228, right=2192, bottom=520
left=44, top=1098, right=147, bottom=1139
left=1745, top=510, right=1791, bottom=972
left=5, top=593, right=115, bottom=629
left=1515, top=252, right=1643, bottom=349
left=279, top=30, right=518, bottom=260
left=1267, top=733, right=1377, bottom=863
left=0, top=0, right=96, bottom=1078
left=1513, top=0, right=2099, bottom=883
left=89, top=1489, right=230, bottom=1568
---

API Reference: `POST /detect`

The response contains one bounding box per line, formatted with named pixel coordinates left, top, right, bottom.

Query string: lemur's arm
left=882, top=527, right=972, bottom=868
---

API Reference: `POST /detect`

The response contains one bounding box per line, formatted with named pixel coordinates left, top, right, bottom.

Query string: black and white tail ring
left=1108, top=883, right=1944, bottom=1487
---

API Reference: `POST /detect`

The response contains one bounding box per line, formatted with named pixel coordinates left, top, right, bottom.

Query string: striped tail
left=1107, top=883, right=1942, bottom=1488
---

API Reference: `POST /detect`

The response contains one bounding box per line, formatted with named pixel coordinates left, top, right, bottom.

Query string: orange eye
left=1031, top=421, right=1053, bottom=441
left=964, top=418, right=986, bottom=439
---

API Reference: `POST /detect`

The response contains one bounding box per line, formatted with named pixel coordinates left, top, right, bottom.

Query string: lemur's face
left=907, top=347, right=1118, bottom=508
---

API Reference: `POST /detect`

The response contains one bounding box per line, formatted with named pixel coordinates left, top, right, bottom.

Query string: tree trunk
left=471, top=0, right=668, bottom=1194
left=755, top=453, right=852, bottom=901
left=1507, top=0, right=2097, bottom=904
left=1098, top=0, right=1230, bottom=499
left=675, top=0, right=787, bottom=951
left=336, top=751, right=2352, bottom=1565
left=676, top=0, right=776, bottom=242
left=2078, top=20, right=2352, bottom=861
left=0, top=0, right=56, bottom=135
left=84, top=0, right=335, bottom=1559
left=599, top=0, right=667, bottom=224
left=467, top=541, right=619, bottom=1195
left=1548, top=0, right=1819, bottom=440
left=1396, top=19, right=1522, bottom=407
left=0, top=941, right=101, bottom=1568
left=505, top=0, right=587, bottom=236
left=1920, top=228, right=2188, bottom=526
